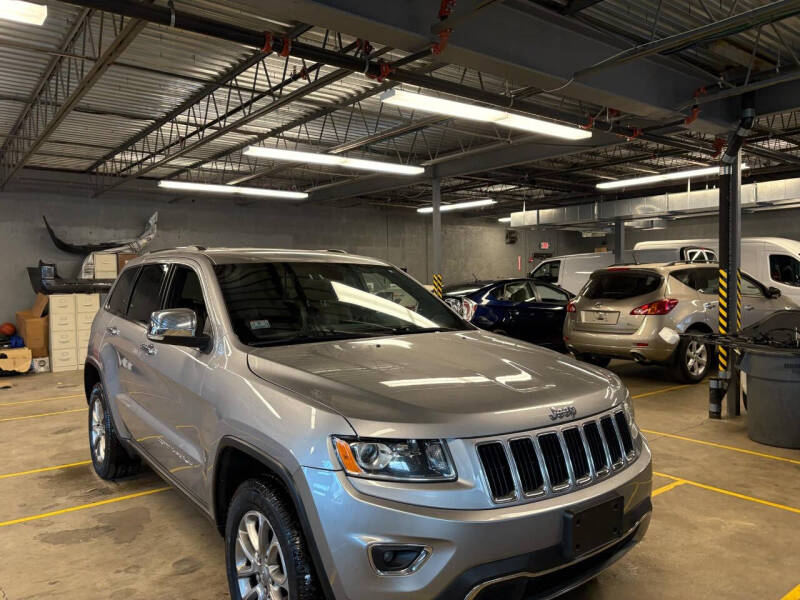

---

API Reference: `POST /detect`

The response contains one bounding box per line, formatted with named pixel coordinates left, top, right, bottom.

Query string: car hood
left=247, top=331, right=624, bottom=439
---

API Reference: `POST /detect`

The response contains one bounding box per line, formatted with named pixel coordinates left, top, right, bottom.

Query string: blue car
left=443, top=278, right=574, bottom=350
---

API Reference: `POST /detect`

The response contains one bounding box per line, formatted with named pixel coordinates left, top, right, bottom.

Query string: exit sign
left=539, top=241, right=550, bottom=250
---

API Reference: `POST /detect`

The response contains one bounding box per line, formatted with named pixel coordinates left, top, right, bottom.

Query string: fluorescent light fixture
left=158, top=180, right=307, bottom=199
left=381, top=89, right=591, bottom=141
left=244, top=146, right=424, bottom=176
left=0, top=0, right=47, bottom=25
left=498, top=217, right=511, bottom=223
left=417, top=198, right=496, bottom=214
left=597, top=164, right=750, bottom=190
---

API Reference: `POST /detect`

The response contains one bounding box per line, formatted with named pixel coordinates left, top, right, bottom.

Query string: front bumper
left=299, top=443, right=652, bottom=600
left=564, top=317, right=676, bottom=363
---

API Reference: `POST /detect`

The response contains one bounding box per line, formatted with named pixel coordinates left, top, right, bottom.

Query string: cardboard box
left=0, top=347, right=32, bottom=374
left=117, top=252, right=138, bottom=272
left=16, top=293, right=49, bottom=358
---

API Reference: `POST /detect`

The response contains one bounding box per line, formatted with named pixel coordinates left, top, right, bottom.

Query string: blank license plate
left=563, top=497, right=623, bottom=558
left=581, top=310, right=620, bottom=325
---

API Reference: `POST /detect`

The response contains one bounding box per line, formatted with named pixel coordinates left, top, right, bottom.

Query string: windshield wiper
left=389, top=326, right=459, bottom=334
left=248, top=331, right=379, bottom=347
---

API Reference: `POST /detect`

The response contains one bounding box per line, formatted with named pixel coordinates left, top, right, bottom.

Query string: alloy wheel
left=235, top=510, right=289, bottom=600
left=90, top=397, right=106, bottom=464
left=686, top=340, right=708, bottom=377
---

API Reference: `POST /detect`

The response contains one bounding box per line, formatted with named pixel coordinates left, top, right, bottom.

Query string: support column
left=709, top=100, right=753, bottom=419
left=614, top=217, right=625, bottom=263
left=432, top=177, right=443, bottom=297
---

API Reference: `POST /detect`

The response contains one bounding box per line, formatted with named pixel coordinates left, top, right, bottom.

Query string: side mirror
left=767, top=286, right=782, bottom=299
left=147, top=308, right=210, bottom=349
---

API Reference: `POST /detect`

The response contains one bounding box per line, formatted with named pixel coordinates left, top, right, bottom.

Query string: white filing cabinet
left=94, top=253, right=118, bottom=279
left=49, top=293, right=100, bottom=372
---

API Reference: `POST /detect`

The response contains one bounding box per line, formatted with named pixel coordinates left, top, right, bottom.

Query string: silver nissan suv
left=84, top=247, right=652, bottom=600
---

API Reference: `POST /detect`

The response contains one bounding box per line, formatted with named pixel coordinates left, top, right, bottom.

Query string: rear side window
left=495, top=281, right=535, bottom=302
left=583, top=271, right=662, bottom=300
left=531, top=260, right=560, bottom=283
left=106, top=267, right=139, bottom=317
left=671, top=268, right=719, bottom=294
left=535, top=284, right=569, bottom=303
left=126, top=264, right=169, bottom=325
left=770, top=255, right=800, bottom=287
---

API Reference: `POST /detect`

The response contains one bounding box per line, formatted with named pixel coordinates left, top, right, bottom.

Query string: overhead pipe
left=575, top=0, right=800, bottom=78
left=60, top=0, right=713, bottom=158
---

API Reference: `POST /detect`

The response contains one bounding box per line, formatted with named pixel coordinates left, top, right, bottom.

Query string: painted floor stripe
left=0, top=393, right=83, bottom=407
left=654, top=471, right=800, bottom=514
left=631, top=385, right=690, bottom=399
left=0, top=460, right=92, bottom=480
left=643, top=429, right=800, bottom=466
left=652, top=479, right=686, bottom=497
left=781, top=584, right=800, bottom=600
left=0, top=487, right=171, bottom=527
left=0, top=407, right=84, bottom=423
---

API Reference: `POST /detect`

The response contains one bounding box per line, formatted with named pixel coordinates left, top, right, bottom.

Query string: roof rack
left=146, top=245, right=207, bottom=254
left=324, top=248, right=348, bottom=254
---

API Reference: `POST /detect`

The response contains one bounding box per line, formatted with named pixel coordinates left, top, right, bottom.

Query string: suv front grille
left=476, top=409, right=637, bottom=504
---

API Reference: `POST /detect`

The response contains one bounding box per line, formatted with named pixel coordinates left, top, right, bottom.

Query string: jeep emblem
left=549, top=406, right=577, bottom=421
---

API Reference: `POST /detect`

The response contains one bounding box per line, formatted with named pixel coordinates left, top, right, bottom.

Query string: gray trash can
left=740, top=349, right=800, bottom=449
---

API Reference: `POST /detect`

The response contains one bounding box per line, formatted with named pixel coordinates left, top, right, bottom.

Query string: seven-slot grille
left=477, top=409, right=636, bottom=504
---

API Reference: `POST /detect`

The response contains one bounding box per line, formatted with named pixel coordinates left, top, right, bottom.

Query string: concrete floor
left=0, top=362, right=798, bottom=600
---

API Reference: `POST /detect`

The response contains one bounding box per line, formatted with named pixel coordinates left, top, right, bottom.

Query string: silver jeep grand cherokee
left=84, top=247, right=652, bottom=600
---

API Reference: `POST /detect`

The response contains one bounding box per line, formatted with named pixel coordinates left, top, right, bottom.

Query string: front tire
left=88, top=382, right=140, bottom=479
left=672, top=336, right=712, bottom=383
left=225, top=479, right=318, bottom=600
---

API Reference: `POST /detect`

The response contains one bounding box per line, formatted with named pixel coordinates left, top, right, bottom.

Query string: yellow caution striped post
left=718, top=268, right=729, bottom=372
left=433, top=273, right=443, bottom=298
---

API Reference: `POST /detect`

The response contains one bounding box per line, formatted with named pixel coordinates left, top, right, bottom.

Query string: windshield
left=214, top=261, right=469, bottom=346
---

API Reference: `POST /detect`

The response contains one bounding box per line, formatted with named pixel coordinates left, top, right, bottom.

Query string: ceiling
left=3, top=0, right=800, bottom=219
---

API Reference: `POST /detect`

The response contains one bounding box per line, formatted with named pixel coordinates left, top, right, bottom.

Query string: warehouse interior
left=0, top=1, right=799, bottom=599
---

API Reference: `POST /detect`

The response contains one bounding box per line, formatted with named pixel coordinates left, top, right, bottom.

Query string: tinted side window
left=126, top=264, right=169, bottom=325
left=671, top=268, right=719, bottom=294
left=496, top=281, right=534, bottom=302
left=740, top=275, right=764, bottom=297
left=106, top=267, right=139, bottom=316
left=536, top=284, right=569, bottom=303
left=165, top=266, right=210, bottom=334
left=770, top=255, right=800, bottom=287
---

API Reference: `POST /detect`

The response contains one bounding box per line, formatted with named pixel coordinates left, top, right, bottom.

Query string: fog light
left=369, top=544, right=431, bottom=575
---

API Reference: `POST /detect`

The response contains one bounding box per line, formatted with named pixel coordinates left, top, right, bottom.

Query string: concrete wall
left=0, top=190, right=593, bottom=323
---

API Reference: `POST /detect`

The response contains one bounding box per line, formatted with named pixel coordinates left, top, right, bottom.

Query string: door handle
left=140, top=343, right=157, bottom=356
left=106, top=326, right=120, bottom=336
left=743, top=304, right=754, bottom=311
left=703, top=302, right=718, bottom=309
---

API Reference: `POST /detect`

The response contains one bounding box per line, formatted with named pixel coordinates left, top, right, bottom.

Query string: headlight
left=332, top=437, right=456, bottom=482
left=621, top=388, right=641, bottom=444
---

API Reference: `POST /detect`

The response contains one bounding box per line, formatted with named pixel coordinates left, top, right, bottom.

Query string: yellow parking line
left=0, top=487, right=171, bottom=527
left=0, top=460, right=92, bottom=480
left=0, top=393, right=83, bottom=407
left=781, top=584, right=800, bottom=600
left=652, top=479, right=686, bottom=497
left=643, top=429, right=800, bottom=466
left=631, top=385, right=690, bottom=399
left=654, top=471, right=800, bottom=515
left=0, top=407, right=84, bottom=423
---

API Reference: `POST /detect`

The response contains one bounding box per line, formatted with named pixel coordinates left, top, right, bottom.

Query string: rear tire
left=225, top=478, right=318, bottom=600
left=88, top=382, right=140, bottom=479
left=672, top=336, right=712, bottom=383
left=575, top=353, right=612, bottom=369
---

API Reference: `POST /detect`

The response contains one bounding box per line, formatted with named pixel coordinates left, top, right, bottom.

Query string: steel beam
left=0, top=8, right=149, bottom=188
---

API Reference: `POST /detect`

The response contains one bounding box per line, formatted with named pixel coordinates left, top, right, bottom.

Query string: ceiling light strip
left=244, top=146, right=424, bottom=176
left=381, top=89, right=591, bottom=141
left=597, top=164, right=750, bottom=190
left=158, top=180, right=307, bottom=199
left=417, top=198, right=496, bottom=214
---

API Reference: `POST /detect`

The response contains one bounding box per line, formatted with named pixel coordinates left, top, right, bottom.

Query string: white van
left=529, top=252, right=617, bottom=294
left=633, top=237, right=800, bottom=303
left=531, top=243, right=716, bottom=294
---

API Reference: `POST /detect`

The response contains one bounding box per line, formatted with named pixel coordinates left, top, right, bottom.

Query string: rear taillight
left=566, top=300, right=576, bottom=313
left=462, top=298, right=478, bottom=321
left=630, top=298, right=678, bottom=315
